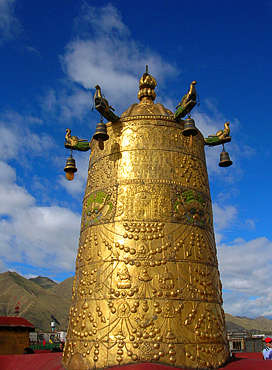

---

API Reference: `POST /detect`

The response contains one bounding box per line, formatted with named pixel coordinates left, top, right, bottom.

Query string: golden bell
left=219, top=149, right=233, bottom=167
left=93, top=121, right=109, bottom=142
left=64, top=156, right=77, bottom=181
left=182, top=117, right=198, bottom=136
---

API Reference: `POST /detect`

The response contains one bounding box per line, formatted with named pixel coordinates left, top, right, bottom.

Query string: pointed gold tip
left=138, top=68, right=157, bottom=102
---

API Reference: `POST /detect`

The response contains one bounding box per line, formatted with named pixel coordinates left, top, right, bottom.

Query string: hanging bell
left=64, top=155, right=77, bottom=181
left=219, top=149, right=233, bottom=167
left=93, top=121, right=109, bottom=142
left=182, top=117, right=198, bottom=137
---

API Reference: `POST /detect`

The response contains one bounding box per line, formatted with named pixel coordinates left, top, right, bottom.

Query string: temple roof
left=0, top=316, right=34, bottom=328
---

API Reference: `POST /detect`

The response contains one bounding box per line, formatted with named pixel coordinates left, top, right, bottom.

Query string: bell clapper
left=98, top=139, right=104, bottom=150
left=189, top=134, right=193, bottom=147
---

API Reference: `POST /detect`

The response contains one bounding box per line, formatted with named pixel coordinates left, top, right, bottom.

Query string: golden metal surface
left=63, top=73, right=229, bottom=369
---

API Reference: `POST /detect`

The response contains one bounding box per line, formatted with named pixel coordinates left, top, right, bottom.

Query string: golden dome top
left=121, top=101, right=173, bottom=117
left=121, top=67, right=173, bottom=118
left=137, top=66, right=157, bottom=102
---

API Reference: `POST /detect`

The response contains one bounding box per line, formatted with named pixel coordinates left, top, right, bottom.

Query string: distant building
left=57, top=331, right=67, bottom=342
left=0, top=316, right=35, bottom=354
left=34, top=331, right=67, bottom=344
left=227, top=332, right=265, bottom=353
left=29, top=331, right=38, bottom=344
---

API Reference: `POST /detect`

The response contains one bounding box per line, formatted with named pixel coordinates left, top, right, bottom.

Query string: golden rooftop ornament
left=62, top=68, right=232, bottom=369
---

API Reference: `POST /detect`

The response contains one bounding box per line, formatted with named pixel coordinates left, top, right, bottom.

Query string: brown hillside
left=0, top=271, right=71, bottom=331
left=49, top=276, right=73, bottom=300
left=225, top=313, right=272, bottom=334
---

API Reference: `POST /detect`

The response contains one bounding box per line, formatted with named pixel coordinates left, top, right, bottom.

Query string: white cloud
left=0, top=125, right=19, bottom=159
left=0, top=0, right=20, bottom=43
left=78, top=3, right=129, bottom=37
left=42, top=86, right=91, bottom=122
left=219, top=237, right=272, bottom=289
left=42, top=89, right=57, bottom=113
left=218, top=237, right=272, bottom=317
left=0, top=161, right=34, bottom=216
left=24, top=131, right=55, bottom=154
left=223, top=290, right=272, bottom=318
left=25, top=45, right=40, bottom=56
left=245, top=219, right=256, bottom=230
left=0, top=108, right=81, bottom=273
left=213, top=202, right=238, bottom=245
left=211, top=200, right=271, bottom=317
left=27, top=116, right=43, bottom=125
left=11, top=206, right=80, bottom=270
left=0, top=182, right=34, bottom=216
left=213, top=203, right=238, bottom=231
left=0, top=161, right=81, bottom=272
left=2, top=111, right=43, bottom=126
left=0, top=161, right=16, bottom=183
left=60, top=87, right=91, bottom=121
left=0, top=113, right=55, bottom=161
left=62, top=3, right=177, bottom=113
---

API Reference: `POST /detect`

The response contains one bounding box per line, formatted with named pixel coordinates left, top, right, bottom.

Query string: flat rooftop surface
left=0, top=352, right=271, bottom=370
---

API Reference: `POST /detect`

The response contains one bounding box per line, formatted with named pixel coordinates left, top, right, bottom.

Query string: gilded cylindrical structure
left=63, top=73, right=229, bottom=370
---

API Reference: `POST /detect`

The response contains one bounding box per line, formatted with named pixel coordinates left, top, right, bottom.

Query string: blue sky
left=0, top=0, right=272, bottom=318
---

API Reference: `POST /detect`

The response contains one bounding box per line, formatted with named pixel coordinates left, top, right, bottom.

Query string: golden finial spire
left=138, top=65, right=157, bottom=102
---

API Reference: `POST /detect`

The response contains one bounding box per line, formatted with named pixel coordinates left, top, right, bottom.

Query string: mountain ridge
left=29, top=276, right=57, bottom=289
